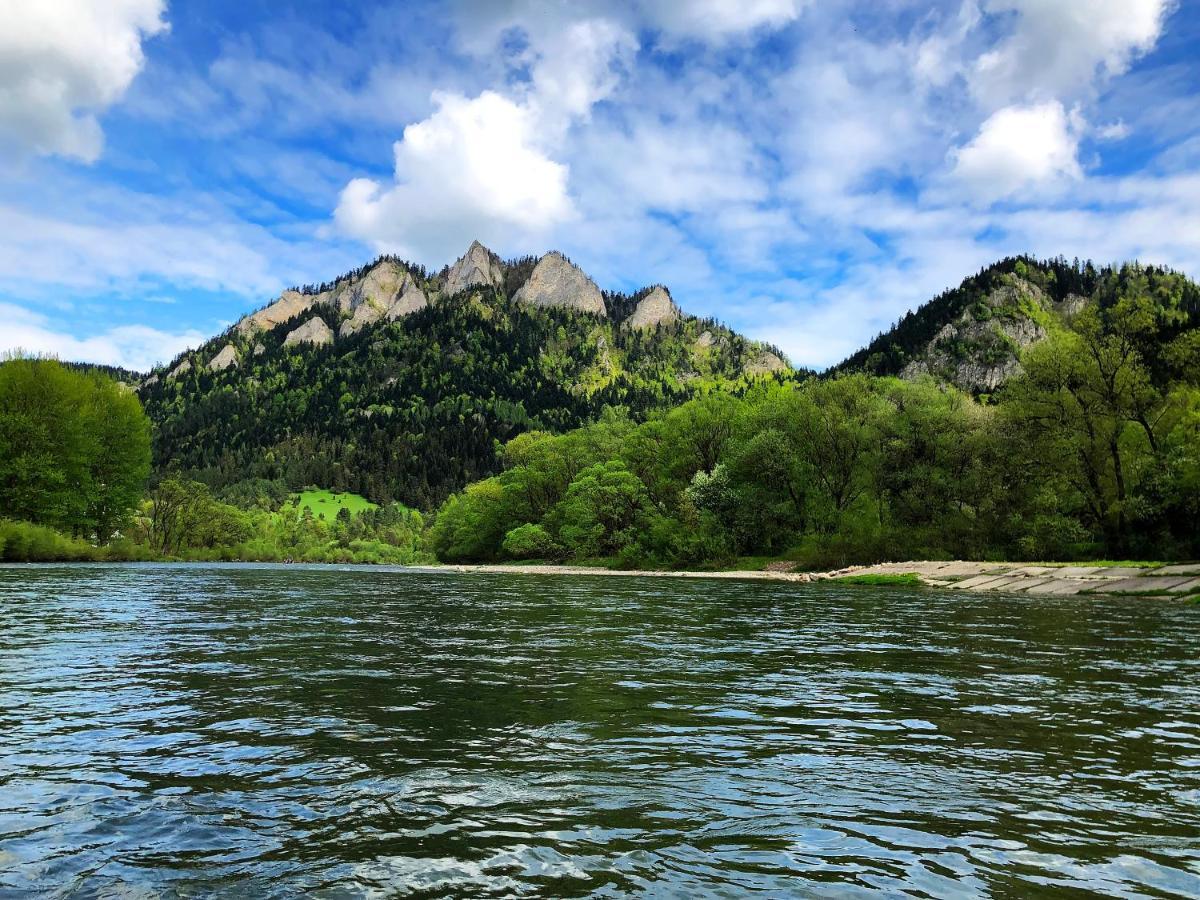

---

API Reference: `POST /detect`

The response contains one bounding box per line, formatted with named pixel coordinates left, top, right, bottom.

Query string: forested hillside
left=140, top=244, right=797, bottom=509
left=434, top=277, right=1200, bottom=566
left=837, top=257, right=1200, bottom=393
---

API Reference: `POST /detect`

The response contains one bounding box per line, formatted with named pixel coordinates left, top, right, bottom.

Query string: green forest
left=1, top=256, right=1197, bottom=567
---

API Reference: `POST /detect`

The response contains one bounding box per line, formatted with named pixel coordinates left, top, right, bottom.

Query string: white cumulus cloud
left=0, top=0, right=168, bottom=162
left=0, top=302, right=203, bottom=372
left=973, top=0, right=1174, bottom=105
left=951, top=101, right=1082, bottom=202
left=334, top=90, right=573, bottom=262
left=335, top=18, right=635, bottom=263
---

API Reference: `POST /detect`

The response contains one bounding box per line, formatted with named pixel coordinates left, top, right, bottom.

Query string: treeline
left=431, top=289, right=1200, bottom=566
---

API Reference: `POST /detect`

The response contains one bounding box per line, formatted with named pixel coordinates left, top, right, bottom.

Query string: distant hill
left=835, top=256, right=1200, bottom=393
left=139, top=242, right=798, bottom=508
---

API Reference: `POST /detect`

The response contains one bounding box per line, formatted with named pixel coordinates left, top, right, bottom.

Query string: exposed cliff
left=283, top=317, right=334, bottom=348
left=443, top=240, right=504, bottom=297
left=624, top=286, right=681, bottom=330
left=513, top=252, right=606, bottom=315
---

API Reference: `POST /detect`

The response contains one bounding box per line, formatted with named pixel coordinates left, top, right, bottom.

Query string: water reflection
left=0, top=563, right=1198, bottom=897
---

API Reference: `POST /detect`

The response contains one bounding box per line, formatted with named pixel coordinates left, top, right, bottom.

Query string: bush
left=501, top=524, right=562, bottom=560
left=0, top=520, right=98, bottom=562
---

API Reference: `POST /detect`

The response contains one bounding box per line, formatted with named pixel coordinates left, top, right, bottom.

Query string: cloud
left=334, top=90, right=573, bottom=261
left=334, top=17, right=635, bottom=262
left=529, top=19, right=637, bottom=130
left=951, top=101, right=1082, bottom=201
left=0, top=302, right=203, bottom=372
left=0, top=0, right=168, bottom=162
left=0, top=177, right=366, bottom=309
left=639, top=0, right=805, bottom=40
left=972, top=0, right=1175, bottom=105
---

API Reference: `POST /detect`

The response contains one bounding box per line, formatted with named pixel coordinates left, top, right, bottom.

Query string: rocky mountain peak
left=624, top=286, right=681, bottom=330
left=444, top=240, right=504, bottom=297
left=337, top=261, right=427, bottom=337
left=513, top=251, right=606, bottom=316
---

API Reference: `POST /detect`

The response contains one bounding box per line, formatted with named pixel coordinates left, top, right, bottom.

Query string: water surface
left=1, top=563, right=1198, bottom=897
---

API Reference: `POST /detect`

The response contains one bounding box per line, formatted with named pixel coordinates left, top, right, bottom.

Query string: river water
left=1, top=563, right=1198, bottom=897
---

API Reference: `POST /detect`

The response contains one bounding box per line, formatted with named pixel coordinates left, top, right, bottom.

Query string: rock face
left=237, top=260, right=429, bottom=340
left=168, top=358, right=192, bottom=379
left=624, top=286, right=681, bottom=330
left=283, top=317, right=334, bottom=348
left=444, top=241, right=504, bottom=297
left=743, top=348, right=788, bottom=376
left=900, top=276, right=1050, bottom=393
left=514, top=252, right=606, bottom=316
left=207, top=344, right=239, bottom=372
left=236, top=289, right=318, bottom=335
left=336, top=261, right=428, bottom=337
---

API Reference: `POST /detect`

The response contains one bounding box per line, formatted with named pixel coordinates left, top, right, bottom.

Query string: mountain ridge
left=139, top=241, right=794, bottom=507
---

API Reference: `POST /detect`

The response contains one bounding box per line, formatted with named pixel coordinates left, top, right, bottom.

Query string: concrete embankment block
left=1051, top=566, right=1101, bottom=577
left=1090, top=576, right=1193, bottom=594
left=1157, top=564, right=1200, bottom=576
left=1087, top=567, right=1149, bottom=579
left=1025, top=579, right=1089, bottom=595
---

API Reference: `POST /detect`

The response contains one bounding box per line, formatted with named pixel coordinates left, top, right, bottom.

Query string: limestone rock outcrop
left=513, top=252, right=605, bottom=315
left=900, top=276, right=1050, bottom=393
left=337, top=262, right=429, bottom=337
left=743, top=348, right=788, bottom=375
left=283, top=317, right=334, bottom=348
left=444, top=241, right=504, bottom=296
left=236, top=289, right=318, bottom=335
left=624, top=286, right=681, bottom=330
left=207, top=344, right=239, bottom=372
left=168, top=358, right=192, bottom=379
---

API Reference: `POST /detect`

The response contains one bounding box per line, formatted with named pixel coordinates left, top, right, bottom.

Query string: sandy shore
left=432, top=560, right=1200, bottom=597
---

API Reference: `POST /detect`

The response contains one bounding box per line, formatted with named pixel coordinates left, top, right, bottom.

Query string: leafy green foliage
left=501, top=523, right=562, bottom=560
left=0, top=356, right=151, bottom=542
left=125, top=475, right=427, bottom=563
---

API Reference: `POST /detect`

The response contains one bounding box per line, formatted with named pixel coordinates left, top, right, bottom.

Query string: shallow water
left=1, top=563, right=1198, bottom=898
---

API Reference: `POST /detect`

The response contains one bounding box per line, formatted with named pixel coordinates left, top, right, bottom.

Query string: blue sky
left=1, top=0, right=1198, bottom=371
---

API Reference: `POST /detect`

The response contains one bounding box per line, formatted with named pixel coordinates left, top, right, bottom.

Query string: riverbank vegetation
left=0, top=358, right=429, bottom=564
left=431, top=286, right=1199, bottom=568
left=2, top=270, right=1197, bottom=568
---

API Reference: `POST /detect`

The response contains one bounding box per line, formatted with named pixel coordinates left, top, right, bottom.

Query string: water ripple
left=1, top=562, right=1198, bottom=897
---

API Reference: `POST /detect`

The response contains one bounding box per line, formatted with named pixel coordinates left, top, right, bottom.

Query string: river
left=1, top=563, right=1198, bottom=897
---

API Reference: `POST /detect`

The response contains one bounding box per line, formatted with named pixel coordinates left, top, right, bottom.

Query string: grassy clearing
left=293, top=489, right=377, bottom=519
left=834, top=573, right=924, bottom=586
